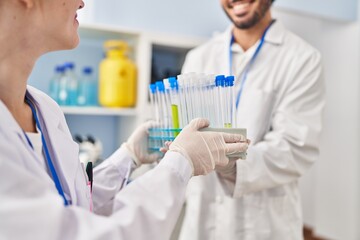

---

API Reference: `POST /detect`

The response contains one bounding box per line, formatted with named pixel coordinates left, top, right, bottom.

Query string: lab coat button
left=216, top=196, right=223, bottom=204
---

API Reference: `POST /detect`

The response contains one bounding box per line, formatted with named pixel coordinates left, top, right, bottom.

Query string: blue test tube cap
left=226, top=76, right=235, bottom=87
left=149, top=83, right=157, bottom=94
left=169, top=77, right=178, bottom=90
left=221, top=76, right=226, bottom=87
left=156, top=81, right=165, bottom=92
left=215, top=75, right=225, bottom=87
left=224, top=77, right=229, bottom=87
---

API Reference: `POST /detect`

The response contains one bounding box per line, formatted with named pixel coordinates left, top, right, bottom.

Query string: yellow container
left=99, top=40, right=137, bottom=107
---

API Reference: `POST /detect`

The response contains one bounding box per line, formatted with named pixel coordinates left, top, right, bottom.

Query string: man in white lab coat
left=178, top=0, right=325, bottom=239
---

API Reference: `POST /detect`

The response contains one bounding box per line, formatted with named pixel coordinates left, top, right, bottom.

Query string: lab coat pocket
left=74, top=163, right=92, bottom=211
left=236, top=89, right=276, bottom=144
left=218, top=194, right=270, bottom=238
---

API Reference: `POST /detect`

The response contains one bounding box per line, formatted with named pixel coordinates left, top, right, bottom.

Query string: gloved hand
left=216, top=139, right=251, bottom=177
left=169, top=118, right=249, bottom=176
left=123, top=121, right=161, bottom=167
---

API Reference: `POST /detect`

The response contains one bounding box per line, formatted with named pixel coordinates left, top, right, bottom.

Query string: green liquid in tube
left=171, top=104, right=180, bottom=136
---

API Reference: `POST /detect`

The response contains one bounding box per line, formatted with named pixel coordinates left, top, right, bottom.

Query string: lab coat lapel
left=27, top=88, right=79, bottom=203
left=0, top=100, right=55, bottom=181
left=220, top=26, right=257, bottom=81
left=220, top=21, right=284, bottom=80
left=0, top=100, right=30, bottom=152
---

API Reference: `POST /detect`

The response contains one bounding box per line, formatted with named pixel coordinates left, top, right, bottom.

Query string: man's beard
left=224, top=0, right=272, bottom=29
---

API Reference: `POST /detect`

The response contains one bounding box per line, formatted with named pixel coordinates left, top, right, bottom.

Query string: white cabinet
left=29, top=23, right=204, bottom=157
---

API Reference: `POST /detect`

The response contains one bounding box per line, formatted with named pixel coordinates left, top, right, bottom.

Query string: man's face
left=221, top=0, right=272, bottom=29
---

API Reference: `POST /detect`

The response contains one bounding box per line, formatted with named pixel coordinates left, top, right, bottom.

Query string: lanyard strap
left=230, top=19, right=275, bottom=109
left=25, top=97, right=69, bottom=206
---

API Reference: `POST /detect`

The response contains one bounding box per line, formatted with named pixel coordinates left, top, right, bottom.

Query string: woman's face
left=35, top=0, right=84, bottom=51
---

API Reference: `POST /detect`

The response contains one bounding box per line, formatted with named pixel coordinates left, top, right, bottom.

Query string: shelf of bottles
left=60, top=106, right=137, bottom=116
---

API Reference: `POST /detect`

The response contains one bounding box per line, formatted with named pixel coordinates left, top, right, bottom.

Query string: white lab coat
left=0, top=86, right=192, bottom=240
left=179, top=20, right=325, bottom=240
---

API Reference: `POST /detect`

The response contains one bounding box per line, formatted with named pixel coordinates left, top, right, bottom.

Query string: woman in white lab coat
left=0, top=0, right=249, bottom=239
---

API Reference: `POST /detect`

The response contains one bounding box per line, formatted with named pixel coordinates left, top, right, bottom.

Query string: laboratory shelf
left=61, top=106, right=137, bottom=116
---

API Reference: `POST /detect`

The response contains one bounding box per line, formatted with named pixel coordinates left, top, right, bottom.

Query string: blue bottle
left=78, top=67, right=98, bottom=106
left=57, top=64, right=68, bottom=106
left=49, top=65, right=64, bottom=103
left=64, top=62, right=78, bottom=106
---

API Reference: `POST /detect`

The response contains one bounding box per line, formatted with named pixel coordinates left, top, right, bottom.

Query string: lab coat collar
left=224, top=19, right=285, bottom=47
left=0, top=100, right=36, bottom=151
left=265, top=20, right=285, bottom=45
left=217, top=20, right=285, bottom=75
left=26, top=86, right=79, bottom=204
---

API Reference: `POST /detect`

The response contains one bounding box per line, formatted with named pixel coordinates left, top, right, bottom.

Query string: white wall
left=275, top=0, right=357, bottom=21
left=80, top=0, right=229, bottom=37
left=273, top=9, right=360, bottom=240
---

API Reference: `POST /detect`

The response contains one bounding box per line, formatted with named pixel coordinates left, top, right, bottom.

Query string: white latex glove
left=216, top=139, right=251, bottom=176
left=169, top=118, right=249, bottom=176
left=123, top=121, right=161, bottom=166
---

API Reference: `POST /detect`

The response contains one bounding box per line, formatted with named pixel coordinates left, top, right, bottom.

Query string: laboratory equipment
left=99, top=40, right=137, bottom=107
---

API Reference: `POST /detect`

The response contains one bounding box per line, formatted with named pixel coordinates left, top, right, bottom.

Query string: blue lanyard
left=25, top=97, right=69, bottom=206
left=230, top=20, right=275, bottom=109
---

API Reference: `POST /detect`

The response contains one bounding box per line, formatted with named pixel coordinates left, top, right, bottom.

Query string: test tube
left=192, top=73, right=201, bottom=118
left=148, top=84, right=157, bottom=121
left=213, top=76, right=219, bottom=127
left=163, top=78, right=173, bottom=128
left=198, top=73, right=207, bottom=120
left=169, top=77, right=182, bottom=137
left=199, top=74, right=209, bottom=121
left=222, top=76, right=229, bottom=128
left=155, top=81, right=168, bottom=149
left=206, top=74, right=216, bottom=126
left=215, top=75, right=225, bottom=128
left=187, top=73, right=196, bottom=121
left=148, top=83, right=158, bottom=152
left=177, top=74, right=188, bottom=126
left=227, top=76, right=235, bottom=128
left=220, top=76, right=227, bottom=128
left=184, top=74, right=193, bottom=124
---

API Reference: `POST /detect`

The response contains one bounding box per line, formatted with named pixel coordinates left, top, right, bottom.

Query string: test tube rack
left=148, top=127, right=247, bottom=159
